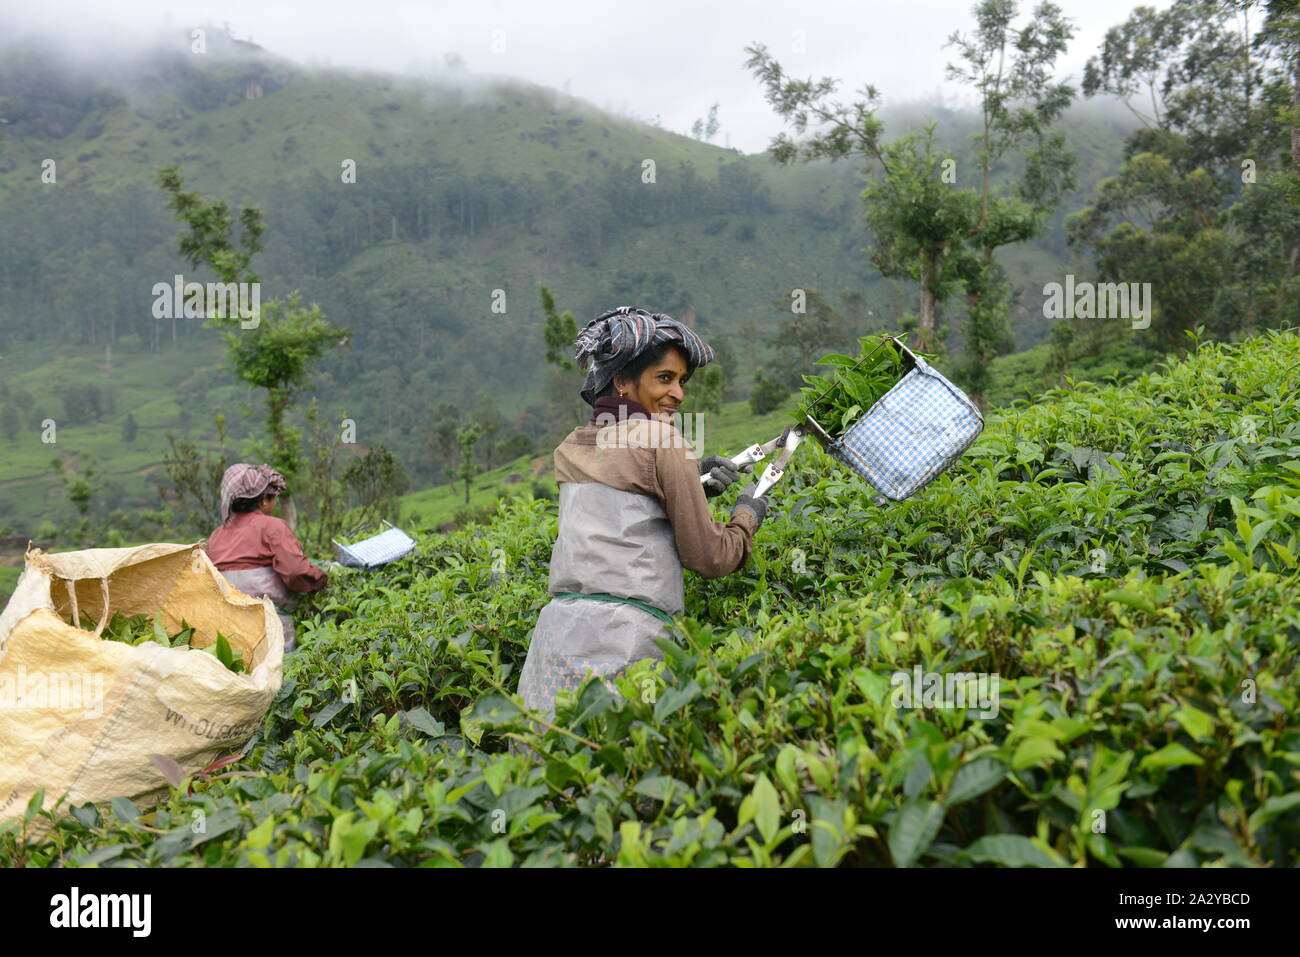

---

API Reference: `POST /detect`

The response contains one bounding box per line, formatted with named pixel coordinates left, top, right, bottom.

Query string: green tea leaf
left=1116, top=846, right=1169, bottom=867
left=328, top=811, right=378, bottom=867
left=1246, top=792, right=1300, bottom=834
left=482, top=839, right=513, bottom=868
left=653, top=680, right=700, bottom=723
left=889, top=800, right=944, bottom=867
left=633, top=775, right=682, bottom=803
left=751, top=774, right=781, bottom=844
left=311, top=698, right=348, bottom=727
left=1138, top=743, right=1204, bottom=771
left=1172, top=706, right=1214, bottom=742
left=1012, top=737, right=1064, bottom=770
left=962, top=834, right=1064, bottom=868
left=945, top=757, right=1007, bottom=807
left=110, top=796, right=139, bottom=826
left=796, top=335, right=904, bottom=433
left=470, top=695, right=523, bottom=726
left=402, top=707, right=444, bottom=737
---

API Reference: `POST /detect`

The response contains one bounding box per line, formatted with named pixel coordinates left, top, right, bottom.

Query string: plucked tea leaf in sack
left=201, top=632, right=248, bottom=674
left=89, top=611, right=249, bottom=673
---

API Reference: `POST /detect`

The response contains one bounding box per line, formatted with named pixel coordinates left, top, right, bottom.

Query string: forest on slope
left=0, top=23, right=1140, bottom=535
left=0, top=0, right=1295, bottom=551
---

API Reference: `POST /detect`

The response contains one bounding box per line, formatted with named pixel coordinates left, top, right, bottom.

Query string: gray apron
left=517, top=481, right=684, bottom=721
left=218, top=566, right=299, bottom=653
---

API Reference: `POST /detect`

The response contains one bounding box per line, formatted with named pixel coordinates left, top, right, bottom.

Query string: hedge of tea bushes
left=2, top=330, right=1297, bottom=866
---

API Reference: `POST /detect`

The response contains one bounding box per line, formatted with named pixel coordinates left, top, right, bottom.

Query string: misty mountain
left=0, top=25, right=1137, bottom=530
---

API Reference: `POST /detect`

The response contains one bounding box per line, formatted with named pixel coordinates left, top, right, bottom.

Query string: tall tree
left=944, top=0, right=1077, bottom=408
left=539, top=283, right=589, bottom=435
left=745, top=45, right=967, bottom=351
left=162, top=413, right=231, bottom=538
left=456, top=422, right=484, bottom=505
left=158, top=165, right=350, bottom=529
left=1074, top=0, right=1300, bottom=345
left=540, top=283, right=579, bottom=370
left=427, top=403, right=463, bottom=484
left=1258, top=0, right=1300, bottom=278
left=691, top=102, right=721, bottom=142
left=342, top=444, right=410, bottom=523
left=859, top=124, right=980, bottom=355
left=0, top=404, right=18, bottom=443
left=746, top=3, right=1073, bottom=395
left=1085, top=0, right=1274, bottom=173
left=682, top=363, right=726, bottom=414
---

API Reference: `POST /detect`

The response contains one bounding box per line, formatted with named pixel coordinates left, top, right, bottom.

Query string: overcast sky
left=5, top=0, right=1171, bottom=154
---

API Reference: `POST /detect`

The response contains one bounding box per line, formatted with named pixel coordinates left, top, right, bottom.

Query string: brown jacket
left=553, top=409, right=757, bottom=578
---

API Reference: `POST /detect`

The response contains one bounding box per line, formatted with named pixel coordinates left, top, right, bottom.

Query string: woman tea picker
left=204, top=464, right=329, bottom=653
left=517, top=306, right=771, bottom=720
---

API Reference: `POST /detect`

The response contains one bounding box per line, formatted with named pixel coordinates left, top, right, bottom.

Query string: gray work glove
left=730, top=483, right=770, bottom=529
left=699, top=454, right=742, bottom=498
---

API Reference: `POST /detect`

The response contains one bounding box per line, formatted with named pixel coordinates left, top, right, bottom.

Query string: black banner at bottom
left=0, top=864, right=1282, bottom=941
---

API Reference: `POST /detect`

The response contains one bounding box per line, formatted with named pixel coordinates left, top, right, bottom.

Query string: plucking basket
left=800, top=336, right=985, bottom=501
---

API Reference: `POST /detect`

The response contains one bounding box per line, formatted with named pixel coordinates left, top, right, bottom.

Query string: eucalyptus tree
left=744, top=46, right=974, bottom=354
left=943, top=0, right=1077, bottom=406
left=1074, top=0, right=1300, bottom=345
left=745, top=0, right=1077, bottom=408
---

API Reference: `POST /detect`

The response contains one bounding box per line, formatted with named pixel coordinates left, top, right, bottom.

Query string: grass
left=0, top=566, right=20, bottom=606
left=0, top=335, right=256, bottom=522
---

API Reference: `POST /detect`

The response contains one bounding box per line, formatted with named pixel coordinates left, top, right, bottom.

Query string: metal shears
left=699, top=424, right=809, bottom=497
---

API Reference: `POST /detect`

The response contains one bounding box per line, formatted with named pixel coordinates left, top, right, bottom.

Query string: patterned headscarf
left=574, top=306, right=715, bottom=407
left=218, top=463, right=287, bottom=525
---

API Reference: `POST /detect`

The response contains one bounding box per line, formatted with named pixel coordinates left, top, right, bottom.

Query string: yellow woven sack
left=0, top=542, right=283, bottom=832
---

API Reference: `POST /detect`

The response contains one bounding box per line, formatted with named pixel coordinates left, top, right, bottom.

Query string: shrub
left=5, top=330, right=1299, bottom=867
left=749, top=368, right=789, bottom=416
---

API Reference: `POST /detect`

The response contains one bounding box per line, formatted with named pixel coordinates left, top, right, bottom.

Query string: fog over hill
left=0, top=0, right=1170, bottom=151
left=0, top=7, right=1142, bottom=532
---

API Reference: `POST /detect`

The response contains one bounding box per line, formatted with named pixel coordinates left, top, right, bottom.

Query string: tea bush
left=3, top=330, right=1298, bottom=867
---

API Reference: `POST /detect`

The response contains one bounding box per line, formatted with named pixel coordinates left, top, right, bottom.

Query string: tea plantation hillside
left=5, top=330, right=1298, bottom=867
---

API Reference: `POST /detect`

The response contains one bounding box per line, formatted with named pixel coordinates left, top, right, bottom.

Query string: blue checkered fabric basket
left=815, top=340, right=984, bottom=501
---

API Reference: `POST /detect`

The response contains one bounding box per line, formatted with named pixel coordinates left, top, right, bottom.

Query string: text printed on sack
left=163, top=708, right=258, bottom=741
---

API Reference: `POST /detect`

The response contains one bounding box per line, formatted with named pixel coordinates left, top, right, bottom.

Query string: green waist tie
left=553, top=592, right=675, bottom=626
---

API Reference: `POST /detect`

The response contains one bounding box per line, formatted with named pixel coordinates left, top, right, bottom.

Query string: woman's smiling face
left=615, top=346, right=689, bottom=417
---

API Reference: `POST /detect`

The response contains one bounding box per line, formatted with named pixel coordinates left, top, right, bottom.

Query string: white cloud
left=2, top=0, right=1174, bottom=152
